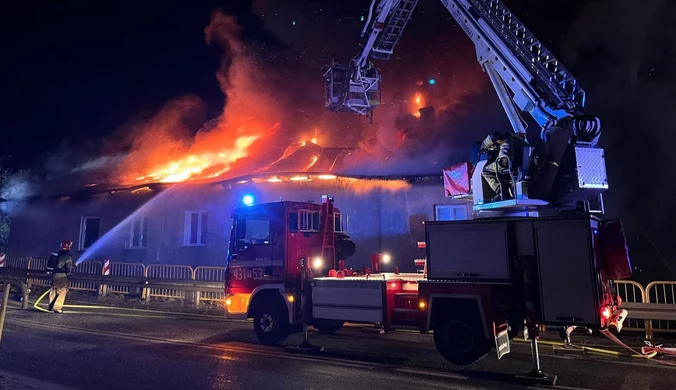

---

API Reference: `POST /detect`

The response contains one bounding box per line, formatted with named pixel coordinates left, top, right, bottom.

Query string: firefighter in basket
left=480, top=131, right=528, bottom=202
left=46, top=240, right=74, bottom=313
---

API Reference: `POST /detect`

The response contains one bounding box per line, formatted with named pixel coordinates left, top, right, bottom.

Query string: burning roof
left=35, top=141, right=363, bottom=197
left=32, top=8, right=486, bottom=200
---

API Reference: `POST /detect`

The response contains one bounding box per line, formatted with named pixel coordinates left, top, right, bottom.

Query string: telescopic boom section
left=323, top=0, right=602, bottom=144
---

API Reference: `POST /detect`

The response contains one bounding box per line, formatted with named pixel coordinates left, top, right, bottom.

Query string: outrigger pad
left=515, top=371, right=557, bottom=386
left=284, top=341, right=324, bottom=355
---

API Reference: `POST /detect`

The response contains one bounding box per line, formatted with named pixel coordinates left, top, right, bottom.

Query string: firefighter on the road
left=48, top=240, right=74, bottom=313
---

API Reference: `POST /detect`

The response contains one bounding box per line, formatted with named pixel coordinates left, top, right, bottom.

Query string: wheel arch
left=246, top=284, right=290, bottom=321
left=426, top=294, right=490, bottom=338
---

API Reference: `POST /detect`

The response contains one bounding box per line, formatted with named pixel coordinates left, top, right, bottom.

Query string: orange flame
left=304, top=155, right=319, bottom=171
left=135, top=134, right=260, bottom=183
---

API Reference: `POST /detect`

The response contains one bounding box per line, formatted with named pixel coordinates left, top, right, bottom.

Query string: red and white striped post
left=99, top=259, right=111, bottom=297
left=0, top=253, right=5, bottom=268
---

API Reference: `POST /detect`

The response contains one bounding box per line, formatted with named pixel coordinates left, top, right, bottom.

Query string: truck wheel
left=313, top=319, right=344, bottom=334
left=253, top=304, right=290, bottom=346
left=433, top=317, right=492, bottom=365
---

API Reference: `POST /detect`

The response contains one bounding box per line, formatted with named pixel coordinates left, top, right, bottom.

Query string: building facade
left=6, top=174, right=470, bottom=271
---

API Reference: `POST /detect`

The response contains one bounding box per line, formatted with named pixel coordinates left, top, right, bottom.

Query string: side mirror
left=236, top=240, right=247, bottom=252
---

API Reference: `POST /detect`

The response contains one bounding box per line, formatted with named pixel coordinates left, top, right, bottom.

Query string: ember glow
left=412, top=93, right=424, bottom=118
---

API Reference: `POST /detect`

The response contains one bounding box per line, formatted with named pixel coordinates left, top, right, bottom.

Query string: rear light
left=601, top=306, right=611, bottom=319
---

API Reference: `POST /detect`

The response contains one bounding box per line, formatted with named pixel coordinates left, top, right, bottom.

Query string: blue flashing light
left=428, top=78, right=436, bottom=85
left=242, top=195, right=254, bottom=206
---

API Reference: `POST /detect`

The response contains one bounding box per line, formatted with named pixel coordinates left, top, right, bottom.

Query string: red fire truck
left=224, top=195, right=631, bottom=369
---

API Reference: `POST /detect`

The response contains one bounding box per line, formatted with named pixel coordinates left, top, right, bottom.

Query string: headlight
left=312, top=257, right=323, bottom=269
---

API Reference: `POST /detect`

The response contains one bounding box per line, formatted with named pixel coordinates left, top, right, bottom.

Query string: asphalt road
left=1, top=303, right=675, bottom=390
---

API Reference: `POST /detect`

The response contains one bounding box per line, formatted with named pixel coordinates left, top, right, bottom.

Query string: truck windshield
left=236, top=216, right=271, bottom=245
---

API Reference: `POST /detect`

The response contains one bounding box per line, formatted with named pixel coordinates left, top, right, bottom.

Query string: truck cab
left=224, top=197, right=354, bottom=343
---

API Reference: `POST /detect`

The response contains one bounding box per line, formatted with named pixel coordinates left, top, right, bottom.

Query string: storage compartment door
left=312, top=279, right=384, bottom=323
left=534, top=219, right=599, bottom=326
left=425, top=222, right=510, bottom=281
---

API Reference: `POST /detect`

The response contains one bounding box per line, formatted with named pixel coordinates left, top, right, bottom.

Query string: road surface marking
left=395, top=367, right=468, bottom=380
left=9, top=318, right=437, bottom=373
left=27, top=300, right=235, bottom=321
left=58, top=310, right=226, bottom=320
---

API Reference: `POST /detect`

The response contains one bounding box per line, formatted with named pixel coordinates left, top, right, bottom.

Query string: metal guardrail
left=0, top=258, right=674, bottom=336
left=645, top=281, right=676, bottom=338
left=194, top=266, right=227, bottom=303
left=0, top=268, right=224, bottom=295
left=614, top=280, right=646, bottom=333
left=145, top=264, right=194, bottom=300
left=0, top=257, right=227, bottom=303
left=71, top=261, right=103, bottom=292
left=614, top=280, right=676, bottom=339
left=109, top=262, right=145, bottom=295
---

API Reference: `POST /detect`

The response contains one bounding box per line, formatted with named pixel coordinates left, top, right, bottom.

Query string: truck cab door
left=229, top=214, right=280, bottom=288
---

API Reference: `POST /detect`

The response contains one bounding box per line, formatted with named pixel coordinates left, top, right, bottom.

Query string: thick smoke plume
left=62, top=3, right=494, bottom=187
left=65, top=10, right=292, bottom=186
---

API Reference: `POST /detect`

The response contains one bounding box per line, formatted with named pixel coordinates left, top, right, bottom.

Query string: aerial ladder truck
left=223, top=1, right=632, bottom=386
left=321, top=0, right=629, bottom=383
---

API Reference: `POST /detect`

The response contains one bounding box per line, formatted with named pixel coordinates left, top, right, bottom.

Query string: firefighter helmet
left=60, top=240, right=73, bottom=251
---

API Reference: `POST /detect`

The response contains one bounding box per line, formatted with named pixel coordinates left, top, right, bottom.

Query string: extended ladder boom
left=325, top=0, right=602, bottom=144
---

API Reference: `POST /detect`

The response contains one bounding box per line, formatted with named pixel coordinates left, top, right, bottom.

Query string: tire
left=433, top=316, right=492, bottom=365
left=252, top=303, right=290, bottom=346
left=313, top=319, right=344, bottom=334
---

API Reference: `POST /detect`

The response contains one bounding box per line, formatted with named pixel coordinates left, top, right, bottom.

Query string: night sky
left=2, top=0, right=675, bottom=281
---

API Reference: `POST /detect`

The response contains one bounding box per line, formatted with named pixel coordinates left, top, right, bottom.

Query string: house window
left=79, top=216, right=100, bottom=251
left=129, top=216, right=148, bottom=249
left=434, top=204, right=468, bottom=221
left=184, top=211, right=207, bottom=246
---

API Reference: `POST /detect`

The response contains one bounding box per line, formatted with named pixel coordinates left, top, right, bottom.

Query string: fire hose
left=33, top=288, right=53, bottom=313
left=600, top=329, right=676, bottom=367
left=516, top=331, right=674, bottom=363
left=641, top=342, right=676, bottom=356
